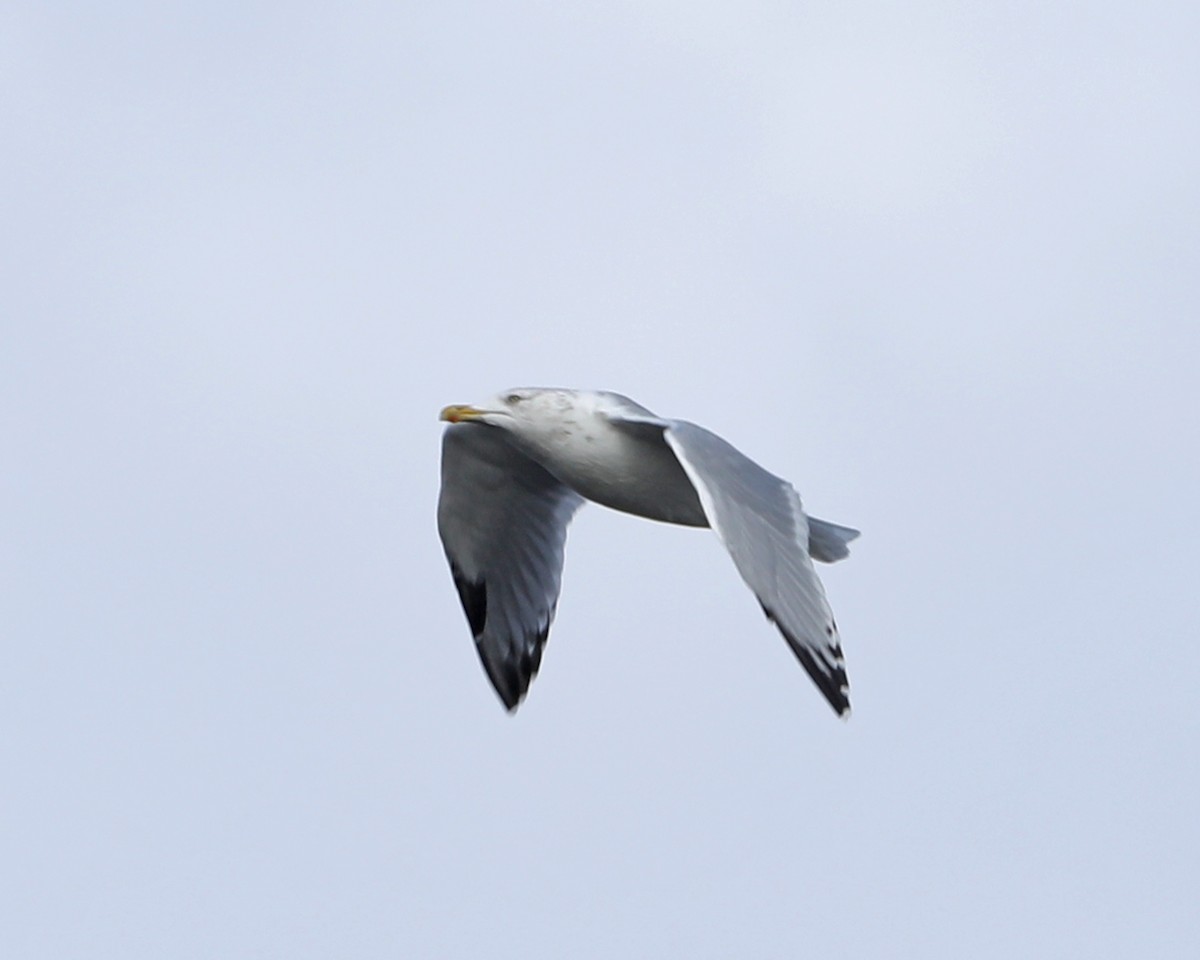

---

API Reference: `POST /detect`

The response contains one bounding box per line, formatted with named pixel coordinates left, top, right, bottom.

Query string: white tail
left=807, top=517, right=860, bottom=563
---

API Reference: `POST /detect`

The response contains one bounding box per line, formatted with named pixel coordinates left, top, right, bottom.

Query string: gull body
left=437, top=387, right=859, bottom=716
left=447, top=390, right=707, bottom=526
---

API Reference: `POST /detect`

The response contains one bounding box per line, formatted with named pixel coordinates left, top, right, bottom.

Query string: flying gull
left=437, top=388, right=859, bottom=716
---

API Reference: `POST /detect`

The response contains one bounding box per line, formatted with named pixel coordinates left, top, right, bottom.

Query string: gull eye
left=505, top=393, right=523, bottom=404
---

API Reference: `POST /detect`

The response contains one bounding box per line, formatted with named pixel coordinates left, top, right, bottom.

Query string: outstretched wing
left=437, top=424, right=585, bottom=710
left=660, top=421, right=851, bottom=716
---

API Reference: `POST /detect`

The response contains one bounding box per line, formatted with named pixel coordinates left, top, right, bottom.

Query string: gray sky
left=4, top=2, right=1198, bottom=956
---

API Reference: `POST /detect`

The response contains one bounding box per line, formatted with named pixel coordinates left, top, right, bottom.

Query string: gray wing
left=661, top=421, right=852, bottom=716
left=437, top=424, right=584, bottom=710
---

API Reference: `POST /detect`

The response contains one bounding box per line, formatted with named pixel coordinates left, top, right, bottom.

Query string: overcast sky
left=4, top=2, right=1198, bottom=957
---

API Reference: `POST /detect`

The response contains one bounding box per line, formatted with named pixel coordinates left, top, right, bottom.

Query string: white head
left=438, top=387, right=595, bottom=443
left=440, top=386, right=658, bottom=442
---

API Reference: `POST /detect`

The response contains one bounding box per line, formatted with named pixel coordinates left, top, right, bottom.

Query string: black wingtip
left=478, top=622, right=551, bottom=714
left=759, top=602, right=851, bottom=717
left=448, top=563, right=541, bottom=710
left=450, top=563, right=488, bottom=639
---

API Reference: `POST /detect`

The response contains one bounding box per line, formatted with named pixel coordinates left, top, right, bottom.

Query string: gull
left=436, top=388, right=859, bottom=716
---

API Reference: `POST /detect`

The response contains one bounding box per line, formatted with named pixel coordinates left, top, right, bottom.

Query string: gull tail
left=807, top=517, right=860, bottom=563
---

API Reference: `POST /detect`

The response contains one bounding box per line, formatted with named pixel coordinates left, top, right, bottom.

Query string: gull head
left=439, top=389, right=664, bottom=470
left=439, top=387, right=602, bottom=438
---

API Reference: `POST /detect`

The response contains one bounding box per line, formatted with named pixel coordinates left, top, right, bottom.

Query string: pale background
left=4, top=2, right=1198, bottom=956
